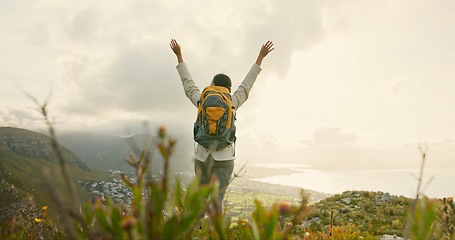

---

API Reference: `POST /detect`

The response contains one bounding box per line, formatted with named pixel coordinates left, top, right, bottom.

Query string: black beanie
left=212, top=74, right=232, bottom=91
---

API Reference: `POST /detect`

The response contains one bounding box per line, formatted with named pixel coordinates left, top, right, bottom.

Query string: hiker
left=170, top=39, right=274, bottom=211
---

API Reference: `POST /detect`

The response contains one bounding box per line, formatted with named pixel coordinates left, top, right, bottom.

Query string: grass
left=225, top=188, right=299, bottom=221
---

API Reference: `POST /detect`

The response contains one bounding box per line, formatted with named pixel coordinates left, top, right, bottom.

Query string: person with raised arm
left=170, top=39, right=274, bottom=212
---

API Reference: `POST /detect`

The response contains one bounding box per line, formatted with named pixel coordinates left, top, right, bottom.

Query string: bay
left=253, top=165, right=455, bottom=198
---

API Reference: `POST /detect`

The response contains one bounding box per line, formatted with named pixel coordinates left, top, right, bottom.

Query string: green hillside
left=0, top=127, right=109, bottom=222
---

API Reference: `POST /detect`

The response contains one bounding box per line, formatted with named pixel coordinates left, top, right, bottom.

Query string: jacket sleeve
left=176, top=62, right=201, bottom=107
left=232, top=63, right=262, bottom=109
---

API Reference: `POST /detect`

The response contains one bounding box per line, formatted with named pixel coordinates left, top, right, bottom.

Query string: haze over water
left=254, top=164, right=455, bottom=199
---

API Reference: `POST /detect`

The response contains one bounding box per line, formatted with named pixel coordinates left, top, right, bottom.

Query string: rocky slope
left=0, top=127, right=91, bottom=171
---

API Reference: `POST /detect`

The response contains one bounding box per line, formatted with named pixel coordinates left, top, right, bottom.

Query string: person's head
left=211, top=73, right=232, bottom=92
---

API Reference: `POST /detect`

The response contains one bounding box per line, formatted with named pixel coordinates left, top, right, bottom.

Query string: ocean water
left=253, top=164, right=455, bottom=198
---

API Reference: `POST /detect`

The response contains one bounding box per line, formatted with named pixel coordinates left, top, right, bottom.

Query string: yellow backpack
left=193, top=86, right=236, bottom=150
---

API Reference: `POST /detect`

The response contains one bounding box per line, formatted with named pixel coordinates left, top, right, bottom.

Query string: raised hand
left=256, top=41, right=274, bottom=66
left=170, top=39, right=183, bottom=63
left=259, top=41, right=274, bottom=58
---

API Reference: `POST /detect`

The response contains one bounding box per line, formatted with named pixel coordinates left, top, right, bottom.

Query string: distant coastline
left=252, top=165, right=455, bottom=199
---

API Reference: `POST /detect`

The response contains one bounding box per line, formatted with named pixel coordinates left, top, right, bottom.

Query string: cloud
left=431, top=139, right=455, bottom=149
left=236, top=130, right=416, bottom=170
left=39, top=0, right=332, bottom=132
left=105, top=43, right=184, bottom=111
left=66, top=4, right=102, bottom=42
left=303, top=126, right=358, bottom=146
left=0, top=101, right=44, bottom=130
left=245, top=1, right=327, bottom=76
left=61, top=41, right=187, bottom=117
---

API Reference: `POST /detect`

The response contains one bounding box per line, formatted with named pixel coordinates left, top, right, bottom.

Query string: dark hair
left=212, top=73, right=232, bottom=92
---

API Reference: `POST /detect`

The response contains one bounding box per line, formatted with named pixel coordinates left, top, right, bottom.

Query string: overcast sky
left=1, top=0, right=454, bottom=170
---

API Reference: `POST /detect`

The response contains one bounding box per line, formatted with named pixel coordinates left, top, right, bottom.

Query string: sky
left=1, top=0, right=454, bottom=171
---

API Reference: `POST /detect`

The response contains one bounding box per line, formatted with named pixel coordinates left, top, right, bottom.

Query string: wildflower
left=34, top=218, right=42, bottom=223
left=278, top=202, right=291, bottom=216
left=283, top=222, right=292, bottom=232
left=304, top=232, right=310, bottom=239
left=168, top=136, right=177, bottom=153
left=42, top=206, right=48, bottom=211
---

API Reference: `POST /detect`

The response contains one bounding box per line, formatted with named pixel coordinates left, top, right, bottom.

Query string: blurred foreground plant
left=404, top=144, right=455, bottom=240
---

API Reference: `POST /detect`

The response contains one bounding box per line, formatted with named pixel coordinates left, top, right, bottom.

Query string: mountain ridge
left=0, top=127, right=109, bottom=224
left=57, top=130, right=194, bottom=172
left=0, top=127, right=91, bottom=171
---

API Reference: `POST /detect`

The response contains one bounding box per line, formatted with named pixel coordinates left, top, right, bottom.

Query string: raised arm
left=255, top=41, right=274, bottom=66
left=232, top=41, right=274, bottom=109
left=171, top=39, right=200, bottom=106
left=170, top=39, right=184, bottom=63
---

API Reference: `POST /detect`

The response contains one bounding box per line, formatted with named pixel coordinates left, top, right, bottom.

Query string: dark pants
left=194, top=155, right=234, bottom=212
